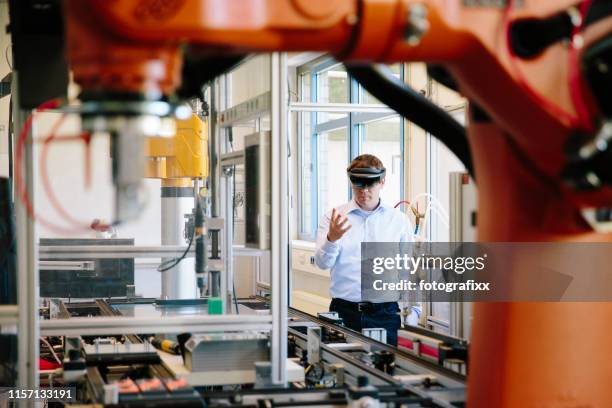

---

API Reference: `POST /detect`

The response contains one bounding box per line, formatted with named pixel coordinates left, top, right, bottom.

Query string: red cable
left=504, top=0, right=593, bottom=132
left=13, top=99, right=78, bottom=234
left=40, top=123, right=113, bottom=233
left=394, top=200, right=411, bottom=208
left=14, top=99, right=110, bottom=234
left=39, top=115, right=95, bottom=229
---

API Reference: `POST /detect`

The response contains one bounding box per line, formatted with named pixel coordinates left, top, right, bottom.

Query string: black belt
left=333, top=298, right=397, bottom=314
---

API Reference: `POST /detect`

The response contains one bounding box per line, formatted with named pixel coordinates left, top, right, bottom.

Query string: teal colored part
left=208, top=297, right=223, bottom=314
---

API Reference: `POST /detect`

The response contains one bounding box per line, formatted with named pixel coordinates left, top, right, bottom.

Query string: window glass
left=316, top=65, right=348, bottom=103
left=431, top=302, right=450, bottom=335
left=361, top=115, right=402, bottom=206
left=317, top=112, right=345, bottom=125
left=428, top=108, right=466, bottom=242
left=296, top=59, right=404, bottom=240
left=300, top=111, right=313, bottom=236
left=318, top=127, right=349, bottom=216
left=300, top=73, right=311, bottom=103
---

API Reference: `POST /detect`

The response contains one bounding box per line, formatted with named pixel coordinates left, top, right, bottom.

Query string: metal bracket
left=306, top=326, right=322, bottom=364
left=205, top=217, right=225, bottom=230
left=219, top=91, right=271, bottom=128
left=207, top=259, right=224, bottom=272
left=39, top=261, right=95, bottom=271
left=404, top=3, right=430, bottom=46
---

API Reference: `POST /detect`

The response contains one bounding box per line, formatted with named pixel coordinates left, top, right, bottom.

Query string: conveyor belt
left=287, top=306, right=466, bottom=386
left=287, top=327, right=464, bottom=407
left=285, top=307, right=466, bottom=407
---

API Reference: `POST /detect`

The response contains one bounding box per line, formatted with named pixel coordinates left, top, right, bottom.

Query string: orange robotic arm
left=64, top=0, right=611, bottom=204
left=61, top=1, right=612, bottom=406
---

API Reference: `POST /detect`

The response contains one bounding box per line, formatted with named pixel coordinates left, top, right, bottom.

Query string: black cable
left=232, top=282, right=239, bottom=314
left=8, top=95, right=13, bottom=181
left=232, top=164, right=239, bottom=314
left=157, top=230, right=195, bottom=273
left=345, top=64, right=475, bottom=179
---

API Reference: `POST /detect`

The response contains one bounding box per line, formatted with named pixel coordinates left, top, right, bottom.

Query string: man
left=314, top=154, right=414, bottom=346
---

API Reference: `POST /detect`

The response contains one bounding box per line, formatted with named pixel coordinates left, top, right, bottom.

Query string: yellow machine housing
left=144, top=113, right=209, bottom=182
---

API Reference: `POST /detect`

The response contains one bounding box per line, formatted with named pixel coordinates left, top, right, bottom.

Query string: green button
left=208, top=297, right=223, bottom=314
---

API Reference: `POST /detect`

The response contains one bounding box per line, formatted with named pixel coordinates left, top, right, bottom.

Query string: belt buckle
left=358, top=302, right=370, bottom=313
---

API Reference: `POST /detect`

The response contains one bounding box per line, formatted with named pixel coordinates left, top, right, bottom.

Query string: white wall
left=1, top=2, right=11, bottom=177
left=230, top=55, right=271, bottom=108
left=31, top=113, right=163, bottom=297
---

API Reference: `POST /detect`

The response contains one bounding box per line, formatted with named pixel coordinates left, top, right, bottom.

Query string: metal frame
left=12, top=71, right=40, bottom=393
left=219, top=150, right=244, bottom=166
left=448, top=171, right=476, bottom=340
left=289, top=102, right=395, bottom=114
left=448, top=172, right=463, bottom=339
left=218, top=71, right=233, bottom=313
left=39, top=260, right=95, bottom=271
left=219, top=159, right=233, bottom=309
left=15, top=52, right=291, bottom=390
left=219, top=91, right=271, bottom=128
left=40, top=314, right=273, bottom=337
left=39, top=244, right=261, bottom=262
left=0, top=305, right=19, bottom=325
left=270, top=52, right=289, bottom=385
left=211, top=53, right=289, bottom=384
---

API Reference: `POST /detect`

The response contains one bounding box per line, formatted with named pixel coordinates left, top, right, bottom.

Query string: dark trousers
left=329, top=298, right=401, bottom=346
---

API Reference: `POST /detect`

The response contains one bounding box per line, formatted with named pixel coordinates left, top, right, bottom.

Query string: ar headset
left=347, top=167, right=386, bottom=188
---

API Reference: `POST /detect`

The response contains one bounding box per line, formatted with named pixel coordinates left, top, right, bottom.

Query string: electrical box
left=244, top=132, right=271, bottom=250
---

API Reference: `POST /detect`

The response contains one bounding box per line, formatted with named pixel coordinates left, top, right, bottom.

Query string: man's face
left=352, top=178, right=385, bottom=209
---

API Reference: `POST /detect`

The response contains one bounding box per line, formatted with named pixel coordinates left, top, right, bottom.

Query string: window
left=317, top=65, right=348, bottom=103
left=360, top=116, right=402, bottom=205
left=318, top=127, right=349, bottom=217
left=299, top=108, right=313, bottom=238
left=297, top=59, right=404, bottom=240
left=427, top=107, right=466, bottom=242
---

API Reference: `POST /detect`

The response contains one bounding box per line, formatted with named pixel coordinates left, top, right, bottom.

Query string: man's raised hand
left=327, top=208, right=352, bottom=242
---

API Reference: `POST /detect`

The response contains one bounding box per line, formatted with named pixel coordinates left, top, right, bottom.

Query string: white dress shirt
left=314, top=199, right=414, bottom=302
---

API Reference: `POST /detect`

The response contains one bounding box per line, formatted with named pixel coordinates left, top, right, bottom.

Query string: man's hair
left=347, top=154, right=384, bottom=172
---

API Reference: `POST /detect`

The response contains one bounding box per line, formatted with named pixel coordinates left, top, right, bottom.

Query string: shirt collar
left=347, top=198, right=387, bottom=215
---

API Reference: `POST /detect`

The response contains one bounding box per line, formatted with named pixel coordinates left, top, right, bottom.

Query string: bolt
left=597, top=61, right=609, bottom=74
left=404, top=3, right=430, bottom=46
left=572, top=34, right=584, bottom=49
left=585, top=172, right=602, bottom=188
left=346, top=13, right=358, bottom=25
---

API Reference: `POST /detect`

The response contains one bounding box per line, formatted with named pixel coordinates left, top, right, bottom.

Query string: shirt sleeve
left=314, top=210, right=341, bottom=270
